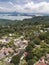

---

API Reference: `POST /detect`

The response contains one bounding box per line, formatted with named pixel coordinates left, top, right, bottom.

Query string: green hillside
left=0, top=16, right=49, bottom=25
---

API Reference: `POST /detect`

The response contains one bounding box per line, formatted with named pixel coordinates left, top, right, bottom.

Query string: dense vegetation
left=0, top=16, right=49, bottom=65
left=0, top=16, right=49, bottom=37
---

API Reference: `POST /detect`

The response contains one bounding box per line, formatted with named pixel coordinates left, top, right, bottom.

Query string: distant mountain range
left=0, top=12, right=34, bottom=16
left=0, top=12, right=49, bottom=16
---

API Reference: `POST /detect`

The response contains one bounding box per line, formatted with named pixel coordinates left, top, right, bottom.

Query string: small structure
left=20, top=52, right=28, bottom=60
left=34, top=56, right=47, bottom=65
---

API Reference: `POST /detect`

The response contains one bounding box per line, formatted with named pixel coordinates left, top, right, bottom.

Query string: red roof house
left=35, top=62, right=47, bottom=65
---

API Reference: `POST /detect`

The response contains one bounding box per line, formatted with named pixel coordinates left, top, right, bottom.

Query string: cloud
left=0, top=0, right=49, bottom=14
left=23, top=1, right=49, bottom=13
left=11, top=1, right=49, bottom=13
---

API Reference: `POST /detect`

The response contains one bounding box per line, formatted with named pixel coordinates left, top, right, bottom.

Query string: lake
left=0, top=15, right=32, bottom=20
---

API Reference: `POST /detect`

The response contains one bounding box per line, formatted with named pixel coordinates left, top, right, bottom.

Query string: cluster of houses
left=0, top=36, right=28, bottom=63
left=40, top=27, right=49, bottom=33
left=14, top=36, right=28, bottom=48
left=0, top=47, right=14, bottom=59
left=0, top=35, right=28, bottom=47
left=33, top=27, right=49, bottom=36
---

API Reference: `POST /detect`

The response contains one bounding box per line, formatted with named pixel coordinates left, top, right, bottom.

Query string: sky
left=0, top=0, right=49, bottom=14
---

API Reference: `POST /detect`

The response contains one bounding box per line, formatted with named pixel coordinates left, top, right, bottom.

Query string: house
left=0, top=51, right=5, bottom=59
left=23, top=52, right=28, bottom=57
left=1, top=47, right=14, bottom=53
left=46, top=54, right=49, bottom=59
left=34, top=62, right=47, bottom=65
left=14, top=39, right=22, bottom=47
left=0, top=37, right=11, bottom=44
left=40, top=30, right=43, bottom=33
left=0, top=47, right=14, bottom=59
left=4, top=57, right=12, bottom=62
left=22, top=39, right=28, bottom=44
left=34, top=56, right=47, bottom=65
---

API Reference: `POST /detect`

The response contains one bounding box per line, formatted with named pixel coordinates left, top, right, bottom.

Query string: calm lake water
left=0, top=15, right=32, bottom=20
